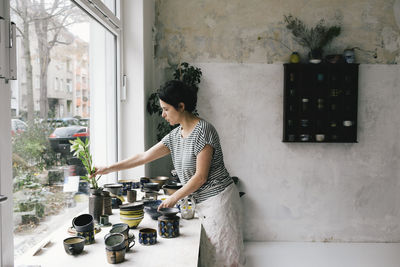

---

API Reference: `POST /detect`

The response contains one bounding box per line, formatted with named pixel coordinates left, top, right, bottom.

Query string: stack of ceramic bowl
left=119, top=202, right=144, bottom=228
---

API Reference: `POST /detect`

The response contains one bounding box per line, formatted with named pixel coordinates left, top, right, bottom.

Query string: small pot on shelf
left=309, top=48, right=323, bottom=64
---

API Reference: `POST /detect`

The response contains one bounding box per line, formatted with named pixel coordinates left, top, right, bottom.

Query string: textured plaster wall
left=195, top=63, right=400, bottom=242
left=154, top=0, right=400, bottom=65
left=150, top=0, right=400, bottom=242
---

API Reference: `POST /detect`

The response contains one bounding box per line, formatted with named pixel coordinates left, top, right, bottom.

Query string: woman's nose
left=162, top=111, right=166, bottom=118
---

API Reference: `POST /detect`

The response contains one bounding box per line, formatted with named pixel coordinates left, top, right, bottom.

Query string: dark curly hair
left=157, top=80, right=198, bottom=113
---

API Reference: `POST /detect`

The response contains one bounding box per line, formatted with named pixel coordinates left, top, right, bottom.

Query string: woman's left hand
left=158, top=195, right=178, bottom=210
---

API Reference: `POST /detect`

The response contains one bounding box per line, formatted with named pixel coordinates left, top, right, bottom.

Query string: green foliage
left=147, top=62, right=202, bottom=142
left=173, top=62, right=202, bottom=91
left=69, top=137, right=101, bottom=189
left=283, top=14, right=341, bottom=51
left=13, top=172, right=41, bottom=192
left=12, top=122, right=63, bottom=171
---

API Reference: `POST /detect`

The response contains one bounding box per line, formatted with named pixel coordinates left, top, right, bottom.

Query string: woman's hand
left=158, top=195, right=179, bottom=210
left=92, top=166, right=111, bottom=177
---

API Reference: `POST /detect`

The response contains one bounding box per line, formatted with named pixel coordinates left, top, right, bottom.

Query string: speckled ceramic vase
left=89, top=188, right=103, bottom=223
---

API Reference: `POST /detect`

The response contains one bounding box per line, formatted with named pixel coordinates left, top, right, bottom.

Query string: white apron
left=195, top=183, right=246, bottom=267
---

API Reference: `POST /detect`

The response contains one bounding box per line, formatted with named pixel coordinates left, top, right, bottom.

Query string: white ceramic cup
left=343, top=120, right=353, bottom=127
left=316, top=134, right=325, bottom=142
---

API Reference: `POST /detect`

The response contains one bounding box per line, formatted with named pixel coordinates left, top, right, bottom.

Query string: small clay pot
left=63, top=236, right=85, bottom=255
left=139, top=228, right=157, bottom=245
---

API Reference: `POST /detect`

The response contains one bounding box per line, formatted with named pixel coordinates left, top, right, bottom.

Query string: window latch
left=0, top=194, right=7, bottom=203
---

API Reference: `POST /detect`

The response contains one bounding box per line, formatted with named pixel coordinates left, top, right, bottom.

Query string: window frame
left=71, top=0, right=123, bottom=174
left=0, top=0, right=123, bottom=264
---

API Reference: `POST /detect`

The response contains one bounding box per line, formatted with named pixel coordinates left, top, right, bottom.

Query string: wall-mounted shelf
left=283, top=63, right=359, bottom=143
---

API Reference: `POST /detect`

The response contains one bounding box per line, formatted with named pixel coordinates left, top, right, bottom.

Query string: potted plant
left=70, top=138, right=102, bottom=191
left=283, top=14, right=341, bottom=63
left=70, top=137, right=103, bottom=222
left=147, top=62, right=202, bottom=141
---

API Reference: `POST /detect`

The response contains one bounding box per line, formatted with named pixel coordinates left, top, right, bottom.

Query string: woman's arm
left=158, top=144, right=213, bottom=209
left=93, top=141, right=170, bottom=175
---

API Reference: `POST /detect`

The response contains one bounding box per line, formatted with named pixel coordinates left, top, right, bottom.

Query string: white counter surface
left=15, top=198, right=202, bottom=267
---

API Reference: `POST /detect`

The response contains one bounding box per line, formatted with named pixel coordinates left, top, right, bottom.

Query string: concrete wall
left=148, top=0, right=400, bottom=242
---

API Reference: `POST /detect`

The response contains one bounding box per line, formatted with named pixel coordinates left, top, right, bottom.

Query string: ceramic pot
left=180, top=197, right=196, bottom=220
left=290, top=52, right=300, bottom=63
left=104, top=233, right=126, bottom=251
left=77, top=229, right=95, bottom=245
left=89, top=191, right=103, bottom=223
left=343, top=49, right=355, bottom=63
left=103, top=183, right=123, bottom=196
left=139, top=228, right=157, bottom=245
left=106, top=247, right=126, bottom=264
left=127, top=189, right=137, bottom=203
left=102, top=190, right=112, bottom=215
left=140, top=177, right=150, bottom=189
left=63, top=236, right=85, bottom=255
left=158, top=215, right=180, bottom=238
left=109, top=223, right=135, bottom=251
left=309, top=48, right=323, bottom=63
left=72, top=214, right=94, bottom=232
left=118, top=179, right=133, bottom=195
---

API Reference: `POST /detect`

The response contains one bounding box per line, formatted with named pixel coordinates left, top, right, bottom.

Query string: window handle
left=0, top=194, right=7, bottom=203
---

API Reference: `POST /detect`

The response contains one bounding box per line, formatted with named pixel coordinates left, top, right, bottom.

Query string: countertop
left=15, top=195, right=202, bottom=267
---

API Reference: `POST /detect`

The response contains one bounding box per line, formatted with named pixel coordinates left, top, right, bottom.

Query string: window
left=6, top=0, right=122, bottom=263
left=66, top=78, right=72, bottom=92
left=60, top=78, right=64, bottom=92
left=66, top=59, right=72, bottom=72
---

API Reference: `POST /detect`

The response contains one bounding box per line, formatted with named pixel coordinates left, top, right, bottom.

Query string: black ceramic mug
left=72, top=214, right=94, bottom=232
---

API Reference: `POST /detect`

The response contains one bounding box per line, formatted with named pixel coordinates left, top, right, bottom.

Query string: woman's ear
left=178, top=102, right=185, bottom=112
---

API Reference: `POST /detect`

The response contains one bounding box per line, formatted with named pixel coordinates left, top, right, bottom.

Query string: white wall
left=192, top=63, right=400, bottom=242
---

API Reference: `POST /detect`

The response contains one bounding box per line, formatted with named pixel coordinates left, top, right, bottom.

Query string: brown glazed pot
left=106, top=247, right=126, bottom=264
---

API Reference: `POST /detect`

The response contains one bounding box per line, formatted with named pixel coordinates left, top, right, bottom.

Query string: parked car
left=11, top=119, right=27, bottom=136
left=48, top=125, right=89, bottom=155
left=47, top=117, right=80, bottom=130
left=79, top=118, right=90, bottom=127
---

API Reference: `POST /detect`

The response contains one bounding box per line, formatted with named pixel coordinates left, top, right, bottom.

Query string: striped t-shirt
left=162, top=119, right=233, bottom=203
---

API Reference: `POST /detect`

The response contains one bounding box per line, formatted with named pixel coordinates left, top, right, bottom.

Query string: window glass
left=10, top=0, right=118, bottom=261
left=100, top=0, right=116, bottom=16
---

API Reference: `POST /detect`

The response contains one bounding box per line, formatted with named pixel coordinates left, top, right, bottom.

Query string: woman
left=93, top=80, right=245, bottom=267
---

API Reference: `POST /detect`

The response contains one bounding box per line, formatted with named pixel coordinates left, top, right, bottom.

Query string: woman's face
left=159, top=100, right=183, bottom=125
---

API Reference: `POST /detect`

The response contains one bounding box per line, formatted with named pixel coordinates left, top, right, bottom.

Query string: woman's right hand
left=91, top=166, right=111, bottom=177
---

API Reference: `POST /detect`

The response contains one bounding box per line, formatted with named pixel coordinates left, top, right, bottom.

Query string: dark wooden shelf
left=283, top=63, right=359, bottom=143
